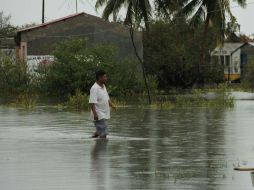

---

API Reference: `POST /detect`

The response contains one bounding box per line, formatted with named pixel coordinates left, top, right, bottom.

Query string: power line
left=42, top=0, right=45, bottom=23
left=28, top=0, right=254, bottom=41
left=76, top=0, right=78, bottom=13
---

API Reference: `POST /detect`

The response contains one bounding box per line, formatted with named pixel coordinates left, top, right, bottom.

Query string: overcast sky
left=1, top=0, right=254, bottom=35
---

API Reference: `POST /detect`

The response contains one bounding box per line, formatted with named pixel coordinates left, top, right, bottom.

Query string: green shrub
left=143, top=19, right=221, bottom=89
left=203, top=61, right=224, bottom=84
left=109, top=98, right=127, bottom=107
left=175, top=84, right=234, bottom=108
left=9, top=94, right=37, bottom=109
left=65, top=89, right=89, bottom=110
left=150, top=100, right=174, bottom=110
left=36, top=38, right=146, bottom=97
left=0, top=53, right=33, bottom=95
left=242, top=61, right=254, bottom=89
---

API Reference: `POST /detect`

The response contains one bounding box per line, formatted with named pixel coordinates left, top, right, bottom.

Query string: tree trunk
left=198, top=14, right=210, bottom=87
left=129, top=25, right=151, bottom=104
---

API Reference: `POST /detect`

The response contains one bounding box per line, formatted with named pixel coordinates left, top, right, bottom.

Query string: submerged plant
left=65, top=89, right=89, bottom=111
left=150, top=100, right=174, bottom=110
left=174, top=84, right=235, bottom=108
left=9, top=94, right=37, bottom=110
left=110, top=98, right=127, bottom=108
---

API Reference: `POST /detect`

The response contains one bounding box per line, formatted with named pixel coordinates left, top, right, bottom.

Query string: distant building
left=15, top=12, right=143, bottom=71
left=211, top=42, right=254, bottom=81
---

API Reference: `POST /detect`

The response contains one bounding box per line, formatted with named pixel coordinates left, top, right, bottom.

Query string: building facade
left=15, top=12, right=143, bottom=71
left=211, top=42, right=254, bottom=81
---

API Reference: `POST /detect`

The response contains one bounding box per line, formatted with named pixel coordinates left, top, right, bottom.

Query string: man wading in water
left=89, top=70, right=116, bottom=138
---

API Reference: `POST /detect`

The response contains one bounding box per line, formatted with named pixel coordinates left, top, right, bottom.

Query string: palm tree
left=155, top=0, right=186, bottom=18
left=183, top=0, right=246, bottom=84
left=95, top=0, right=152, bottom=104
left=95, top=0, right=151, bottom=30
left=157, top=0, right=246, bottom=85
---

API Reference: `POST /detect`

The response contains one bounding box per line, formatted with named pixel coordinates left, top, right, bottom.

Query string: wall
left=241, top=44, right=254, bottom=63
left=18, top=13, right=143, bottom=60
left=231, top=49, right=241, bottom=75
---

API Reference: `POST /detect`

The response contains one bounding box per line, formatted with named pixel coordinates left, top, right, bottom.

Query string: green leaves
left=242, top=61, right=254, bottom=88
left=37, top=38, right=146, bottom=97
left=95, top=0, right=151, bottom=29
left=0, top=53, right=31, bottom=95
left=0, top=11, right=16, bottom=38
left=143, top=20, right=223, bottom=89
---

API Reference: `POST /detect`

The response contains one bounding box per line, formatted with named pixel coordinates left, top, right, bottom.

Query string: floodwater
left=0, top=99, right=254, bottom=190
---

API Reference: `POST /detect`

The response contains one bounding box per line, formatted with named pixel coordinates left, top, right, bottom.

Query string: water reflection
left=0, top=101, right=254, bottom=190
left=90, top=139, right=109, bottom=190
left=104, top=108, right=229, bottom=189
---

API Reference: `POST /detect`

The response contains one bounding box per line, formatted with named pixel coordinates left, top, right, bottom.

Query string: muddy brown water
left=0, top=100, right=254, bottom=190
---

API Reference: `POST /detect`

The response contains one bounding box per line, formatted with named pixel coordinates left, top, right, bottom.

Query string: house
left=15, top=12, right=143, bottom=71
left=211, top=42, right=254, bottom=81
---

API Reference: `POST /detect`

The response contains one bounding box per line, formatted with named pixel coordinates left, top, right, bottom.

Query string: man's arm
left=90, top=103, right=98, bottom=121
left=109, top=100, right=117, bottom=111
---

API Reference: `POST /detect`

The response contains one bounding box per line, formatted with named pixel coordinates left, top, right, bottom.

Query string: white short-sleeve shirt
left=89, top=82, right=110, bottom=120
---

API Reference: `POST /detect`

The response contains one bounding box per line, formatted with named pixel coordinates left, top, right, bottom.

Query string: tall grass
left=151, top=84, right=235, bottom=109
left=65, top=89, right=89, bottom=110
left=9, top=94, right=37, bottom=110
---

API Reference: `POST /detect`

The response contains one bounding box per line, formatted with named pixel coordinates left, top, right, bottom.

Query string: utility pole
left=76, top=0, right=78, bottom=13
left=42, top=0, right=45, bottom=23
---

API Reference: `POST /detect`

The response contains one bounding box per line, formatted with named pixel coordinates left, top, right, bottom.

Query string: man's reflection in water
left=90, top=139, right=109, bottom=190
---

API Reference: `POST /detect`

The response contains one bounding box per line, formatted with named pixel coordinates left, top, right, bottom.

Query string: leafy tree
left=95, top=0, right=152, bottom=103
left=181, top=0, right=245, bottom=61
left=0, top=12, right=30, bottom=95
left=156, top=0, right=246, bottom=85
left=242, top=61, right=254, bottom=88
left=95, top=0, right=151, bottom=29
left=154, top=0, right=185, bottom=18
left=144, top=19, right=223, bottom=89
left=0, top=53, right=31, bottom=94
left=0, top=11, right=16, bottom=38
left=37, top=38, right=150, bottom=96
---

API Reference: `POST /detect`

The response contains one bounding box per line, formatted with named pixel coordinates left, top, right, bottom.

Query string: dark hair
left=96, top=70, right=106, bottom=80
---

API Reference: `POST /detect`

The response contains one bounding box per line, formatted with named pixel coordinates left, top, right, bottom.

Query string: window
left=241, top=54, right=247, bottom=65
left=225, top=56, right=230, bottom=66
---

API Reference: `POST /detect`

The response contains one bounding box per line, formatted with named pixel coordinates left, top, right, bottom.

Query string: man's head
left=96, top=70, right=107, bottom=84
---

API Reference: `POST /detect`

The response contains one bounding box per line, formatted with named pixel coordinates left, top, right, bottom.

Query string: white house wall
left=231, top=49, right=241, bottom=75
left=27, top=55, right=54, bottom=73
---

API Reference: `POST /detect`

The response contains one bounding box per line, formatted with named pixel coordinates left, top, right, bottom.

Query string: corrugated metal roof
left=17, top=12, right=85, bottom=33
left=213, top=43, right=244, bottom=53
left=212, top=42, right=254, bottom=56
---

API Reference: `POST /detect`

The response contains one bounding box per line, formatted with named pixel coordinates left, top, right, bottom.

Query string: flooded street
left=0, top=100, right=254, bottom=190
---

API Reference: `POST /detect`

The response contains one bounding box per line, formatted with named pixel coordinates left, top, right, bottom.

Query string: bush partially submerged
left=9, top=94, right=37, bottom=110
left=65, top=89, right=89, bottom=110
left=36, top=38, right=152, bottom=97
left=150, top=84, right=234, bottom=109
left=0, top=53, right=33, bottom=95
left=242, top=61, right=254, bottom=89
